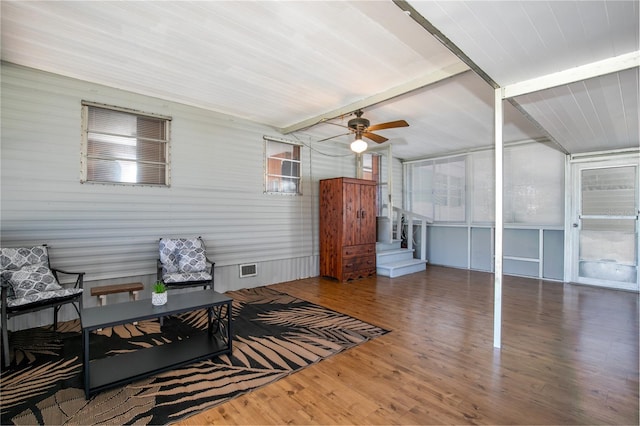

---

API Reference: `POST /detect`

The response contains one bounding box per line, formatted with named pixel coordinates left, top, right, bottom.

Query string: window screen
left=581, top=166, right=636, bottom=216
left=406, top=143, right=565, bottom=226
left=81, top=102, right=171, bottom=185
left=405, top=156, right=465, bottom=222
left=264, top=138, right=301, bottom=195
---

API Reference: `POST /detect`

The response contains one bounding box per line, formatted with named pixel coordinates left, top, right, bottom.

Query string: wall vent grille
left=239, top=263, right=258, bottom=278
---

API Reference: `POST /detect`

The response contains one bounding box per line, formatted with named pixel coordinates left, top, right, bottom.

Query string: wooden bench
left=91, top=282, right=144, bottom=307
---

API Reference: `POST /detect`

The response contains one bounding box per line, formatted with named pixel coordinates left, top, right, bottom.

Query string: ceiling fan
left=319, top=109, right=409, bottom=153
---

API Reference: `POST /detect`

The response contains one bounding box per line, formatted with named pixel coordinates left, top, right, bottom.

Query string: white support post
left=494, top=88, right=504, bottom=349
left=420, top=220, right=427, bottom=262
left=539, top=229, right=544, bottom=278
left=356, top=153, right=363, bottom=179
left=386, top=145, right=394, bottom=244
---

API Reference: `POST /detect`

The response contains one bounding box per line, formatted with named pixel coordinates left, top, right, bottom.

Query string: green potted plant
left=151, top=281, right=167, bottom=306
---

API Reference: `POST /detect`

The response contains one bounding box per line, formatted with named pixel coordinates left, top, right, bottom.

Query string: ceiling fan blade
left=367, top=120, right=409, bottom=132
left=362, top=132, right=388, bottom=144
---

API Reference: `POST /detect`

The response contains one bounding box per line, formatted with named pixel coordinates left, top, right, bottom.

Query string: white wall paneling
left=1, top=62, right=354, bottom=328
left=427, top=224, right=564, bottom=280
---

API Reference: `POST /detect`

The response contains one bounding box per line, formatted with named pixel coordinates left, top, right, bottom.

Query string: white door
left=570, top=157, right=639, bottom=290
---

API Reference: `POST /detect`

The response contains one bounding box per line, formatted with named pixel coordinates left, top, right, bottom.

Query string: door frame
left=369, top=145, right=393, bottom=212
left=565, top=150, right=639, bottom=290
left=359, top=145, right=394, bottom=242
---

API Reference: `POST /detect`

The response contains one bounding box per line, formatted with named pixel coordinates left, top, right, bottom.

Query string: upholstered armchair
left=1, top=245, right=84, bottom=367
left=157, top=237, right=215, bottom=291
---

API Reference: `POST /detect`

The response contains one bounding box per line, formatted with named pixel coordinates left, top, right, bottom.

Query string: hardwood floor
left=177, top=266, right=639, bottom=425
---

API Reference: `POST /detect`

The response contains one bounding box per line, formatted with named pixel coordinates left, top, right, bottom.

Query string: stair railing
left=392, top=207, right=434, bottom=262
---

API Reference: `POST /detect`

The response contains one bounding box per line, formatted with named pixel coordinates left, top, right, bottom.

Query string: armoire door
left=358, top=182, right=376, bottom=245
left=343, top=182, right=360, bottom=246
left=343, top=181, right=376, bottom=246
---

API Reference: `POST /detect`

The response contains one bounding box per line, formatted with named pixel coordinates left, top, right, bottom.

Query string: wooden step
left=377, top=258, right=427, bottom=278
left=377, top=248, right=415, bottom=264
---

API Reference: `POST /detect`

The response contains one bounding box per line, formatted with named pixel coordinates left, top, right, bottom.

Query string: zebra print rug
left=0, top=286, right=388, bottom=425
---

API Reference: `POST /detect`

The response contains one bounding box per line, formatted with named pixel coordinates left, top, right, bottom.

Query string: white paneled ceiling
left=412, top=0, right=639, bottom=85
left=411, top=0, right=639, bottom=157
left=1, top=0, right=638, bottom=160
left=1, top=1, right=459, bottom=128
left=514, top=67, right=639, bottom=154
left=297, top=70, right=545, bottom=159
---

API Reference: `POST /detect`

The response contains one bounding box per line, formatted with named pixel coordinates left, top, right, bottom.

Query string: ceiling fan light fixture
left=350, top=138, right=367, bottom=153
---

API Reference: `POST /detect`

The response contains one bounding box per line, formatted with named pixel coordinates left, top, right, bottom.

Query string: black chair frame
left=1, top=246, right=84, bottom=368
left=157, top=237, right=215, bottom=291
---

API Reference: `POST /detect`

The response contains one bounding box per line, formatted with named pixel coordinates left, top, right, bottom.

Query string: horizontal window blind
left=82, top=103, right=170, bottom=185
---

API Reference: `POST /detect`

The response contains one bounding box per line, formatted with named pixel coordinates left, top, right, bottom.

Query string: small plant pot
left=152, top=291, right=167, bottom=306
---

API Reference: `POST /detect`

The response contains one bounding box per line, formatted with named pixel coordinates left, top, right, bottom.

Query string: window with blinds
left=81, top=102, right=171, bottom=185
left=264, top=138, right=301, bottom=195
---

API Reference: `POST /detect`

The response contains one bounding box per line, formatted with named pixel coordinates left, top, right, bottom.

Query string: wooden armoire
left=319, top=177, right=377, bottom=281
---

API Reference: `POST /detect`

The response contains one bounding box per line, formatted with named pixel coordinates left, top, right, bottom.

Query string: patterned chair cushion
left=159, top=238, right=208, bottom=277
left=0, top=246, right=50, bottom=270
left=178, top=248, right=207, bottom=273
left=1, top=245, right=84, bottom=308
left=7, top=288, right=83, bottom=308
left=162, top=270, right=212, bottom=284
left=2, top=263, right=62, bottom=298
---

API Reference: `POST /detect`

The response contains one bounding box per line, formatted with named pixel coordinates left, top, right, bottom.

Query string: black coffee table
left=81, top=289, right=232, bottom=399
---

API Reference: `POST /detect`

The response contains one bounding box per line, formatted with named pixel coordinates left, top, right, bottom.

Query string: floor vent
left=239, top=263, right=258, bottom=278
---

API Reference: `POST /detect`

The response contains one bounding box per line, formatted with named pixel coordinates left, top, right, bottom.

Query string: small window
left=264, top=138, right=301, bottom=195
left=81, top=102, right=171, bottom=186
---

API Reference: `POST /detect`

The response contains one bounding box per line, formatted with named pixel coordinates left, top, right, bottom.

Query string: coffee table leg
left=225, top=301, right=233, bottom=352
left=212, top=305, right=225, bottom=335
left=82, top=328, right=90, bottom=399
